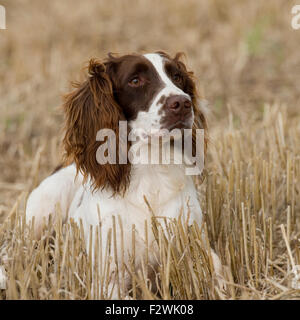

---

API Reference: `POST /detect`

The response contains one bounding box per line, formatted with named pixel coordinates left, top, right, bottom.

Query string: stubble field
left=0, top=0, right=300, bottom=299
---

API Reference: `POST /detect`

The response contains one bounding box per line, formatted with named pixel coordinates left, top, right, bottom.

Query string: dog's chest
left=69, top=164, right=201, bottom=248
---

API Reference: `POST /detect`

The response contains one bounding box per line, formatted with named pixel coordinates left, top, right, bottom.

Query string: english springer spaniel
left=26, top=52, right=224, bottom=298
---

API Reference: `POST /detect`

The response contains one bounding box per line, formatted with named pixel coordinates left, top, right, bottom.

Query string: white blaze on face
left=144, top=53, right=190, bottom=100
left=129, top=53, right=192, bottom=139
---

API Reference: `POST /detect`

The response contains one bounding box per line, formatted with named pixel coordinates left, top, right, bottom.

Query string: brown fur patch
left=62, top=59, right=131, bottom=194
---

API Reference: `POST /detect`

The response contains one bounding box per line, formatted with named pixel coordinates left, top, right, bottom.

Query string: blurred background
left=0, top=0, right=299, bottom=220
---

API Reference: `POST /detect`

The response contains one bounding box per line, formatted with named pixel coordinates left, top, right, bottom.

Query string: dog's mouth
left=163, top=120, right=193, bottom=131
left=130, top=118, right=193, bottom=144
left=159, top=111, right=194, bottom=132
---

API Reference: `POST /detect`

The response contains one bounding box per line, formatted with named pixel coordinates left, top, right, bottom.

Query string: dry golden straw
left=0, top=0, right=300, bottom=300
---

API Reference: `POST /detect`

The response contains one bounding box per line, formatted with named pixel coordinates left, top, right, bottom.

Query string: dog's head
left=63, top=52, right=207, bottom=193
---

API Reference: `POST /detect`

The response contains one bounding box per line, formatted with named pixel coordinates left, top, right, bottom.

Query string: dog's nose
left=166, top=95, right=192, bottom=114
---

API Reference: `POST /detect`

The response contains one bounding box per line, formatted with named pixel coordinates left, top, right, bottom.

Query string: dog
left=26, top=52, right=224, bottom=298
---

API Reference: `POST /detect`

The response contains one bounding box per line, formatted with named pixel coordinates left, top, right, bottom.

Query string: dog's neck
left=127, top=143, right=191, bottom=207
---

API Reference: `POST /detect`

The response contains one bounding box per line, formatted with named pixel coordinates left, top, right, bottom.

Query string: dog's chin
left=131, top=120, right=193, bottom=144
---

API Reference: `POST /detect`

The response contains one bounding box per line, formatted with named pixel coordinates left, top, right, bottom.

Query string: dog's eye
left=173, top=73, right=182, bottom=83
left=128, top=76, right=144, bottom=87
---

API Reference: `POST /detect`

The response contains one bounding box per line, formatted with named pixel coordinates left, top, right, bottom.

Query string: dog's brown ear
left=62, top=59, right=130, bottom=194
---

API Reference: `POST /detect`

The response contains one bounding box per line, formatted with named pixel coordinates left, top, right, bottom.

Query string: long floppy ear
left=173, top=52, right=209, bottom=157
left=62, top=59, right=130, bottom=194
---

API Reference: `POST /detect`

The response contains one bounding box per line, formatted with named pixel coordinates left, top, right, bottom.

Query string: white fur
left=26, top=165, right=83, bottom=237
left=0, top=266, right=6, bottom=290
